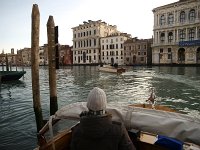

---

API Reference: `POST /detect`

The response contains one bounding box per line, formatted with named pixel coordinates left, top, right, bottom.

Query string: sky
left=0, top=0, right=178, bottom=54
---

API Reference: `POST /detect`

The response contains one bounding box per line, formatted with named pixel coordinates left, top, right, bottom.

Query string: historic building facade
left=152, top=0, right=200, bottom=65
left=16, top=44, right=71, bottom=66
left=100, top=33, right=131, bottom=65
left=0, top=48, right=18, bottom=67
left=124, top=38, right=152, bottom=65
left=59, top=45, right=73, bottom=65
left=17, top=48, right=31, bottom=66
left=17, top=46, right=47, bottom=66
left=71, top=20, right=119, bottom=65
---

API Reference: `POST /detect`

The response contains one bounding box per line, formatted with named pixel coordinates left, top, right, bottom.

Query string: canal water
left=0, top=66, right=200, bottom=150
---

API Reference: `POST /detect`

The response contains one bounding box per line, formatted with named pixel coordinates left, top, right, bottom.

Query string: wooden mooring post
left=5, top=54, right=9, bottom=71
left=55, top=26, right=59, bottom=69
left=31, top=4, right=44, bottom=132
left=47, top=16, right=58, bottom=115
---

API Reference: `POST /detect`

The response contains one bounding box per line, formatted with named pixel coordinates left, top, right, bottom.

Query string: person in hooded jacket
left=70, top=87, right=136, bottom=150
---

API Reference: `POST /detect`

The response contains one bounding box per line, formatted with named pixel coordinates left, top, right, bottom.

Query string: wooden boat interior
left=35, top=104, right=200, bottom=150
left=37, top=124, right=199, bottom=150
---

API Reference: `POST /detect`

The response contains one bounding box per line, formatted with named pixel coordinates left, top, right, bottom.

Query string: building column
left=155, top=32, right=157, bottom=44
left=157, top=14, right=159, bottom=26
left=196, top=5, right=199, bottom=20
left=177, top=29, right=179, bottom=42
left=174, top=10, right=176, bottom=23
left=96, top=37, right=99, bottom=46
left=154, top=32, right=156, bottom=44
left=196, top=26, right=198, bottom=40
left=186, top=28, right=188, bottom=41
left=165, top=30, right=168, bottom=44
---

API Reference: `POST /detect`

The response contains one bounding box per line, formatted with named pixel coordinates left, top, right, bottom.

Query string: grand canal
left=0, top=66, right=200, bottom=150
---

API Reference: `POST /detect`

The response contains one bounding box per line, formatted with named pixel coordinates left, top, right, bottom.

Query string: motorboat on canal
left=35, top=102, right=200, bottom=150
left=98, top=64, right=126, bottom=74
left=0, top=71, right=26, bottom=82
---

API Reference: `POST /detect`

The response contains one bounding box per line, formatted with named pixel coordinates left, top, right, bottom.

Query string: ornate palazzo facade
left=100, top=33, right=131, bottom=65
left=152, top=0, right=200, bottom=65
left=124, top=38, right=152, bottom=65
left=72, top=20, right=119, bottom=64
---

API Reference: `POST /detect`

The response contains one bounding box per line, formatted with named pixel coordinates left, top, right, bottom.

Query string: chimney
left=11, top=48, right=14, bottom=54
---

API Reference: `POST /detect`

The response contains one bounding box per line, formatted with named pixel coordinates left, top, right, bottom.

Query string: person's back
left=70, top=87, right=136, bottom=150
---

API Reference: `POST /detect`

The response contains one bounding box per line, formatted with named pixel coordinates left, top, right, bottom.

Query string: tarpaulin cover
left=55, top=102, right=200, bottom=146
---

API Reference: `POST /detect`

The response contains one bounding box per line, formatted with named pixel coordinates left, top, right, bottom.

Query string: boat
left=98, top=65, right=126, bottom=73
left=35, top=102, right=200, bottom=150
left=0, top=71, right=26, bottom=82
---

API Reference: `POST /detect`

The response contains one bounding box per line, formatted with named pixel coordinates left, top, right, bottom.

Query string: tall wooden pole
left=5, top=54, right=9, bottom=71
left=31, top=4, right=43, bottom=132
left=47, top=16, right=58, bottom=115
left=55, top=26, right=59, bottom=69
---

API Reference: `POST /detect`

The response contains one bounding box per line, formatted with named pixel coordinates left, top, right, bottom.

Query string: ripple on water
left=0, top=66, right=200, bottom=150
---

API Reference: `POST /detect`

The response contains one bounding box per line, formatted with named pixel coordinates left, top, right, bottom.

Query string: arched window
left=180, top=11, right=185, bottom=23
left=78, top=41, right=80, bottom=47
left=189, top=28, right=195, bottom=41
left=178, top=48, right=185, bottom=62
left=83, top=41, right=85, bottom=47
left=89, top=39, right=91, bottom=46
left=168, top=13, right=174, bottom=25
left=160, top=33, right=165, bottom=42
left=168, top=32, right=173, bottom=42
left=189, top=9, right=195, bottom=21
left=160, top=15, right=165, bottom=25
left=179, top=29, right=186, bottom=41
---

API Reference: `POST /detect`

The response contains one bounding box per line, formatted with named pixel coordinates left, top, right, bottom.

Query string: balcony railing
left=152, top=42, right=179, bottom=47
left=154, top=18, right=200, bottom=30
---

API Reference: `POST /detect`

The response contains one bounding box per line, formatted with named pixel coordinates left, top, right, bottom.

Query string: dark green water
left=0, top=66, right=200, bottom=150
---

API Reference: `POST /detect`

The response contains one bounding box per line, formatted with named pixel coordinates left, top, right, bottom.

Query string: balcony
left=154, top=18, right=200, bottom=30
left=152, top=42, right=179, bottom=47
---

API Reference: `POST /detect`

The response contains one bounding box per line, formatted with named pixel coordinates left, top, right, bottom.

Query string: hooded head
left=86, top=87, right=107, bottom=113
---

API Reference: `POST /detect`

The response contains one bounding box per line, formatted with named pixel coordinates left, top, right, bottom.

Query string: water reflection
left=0, top=66, right=200, bottom=150
left=0, top=80, right=26, bottom=99
left=0, top=80, right=26, bottom=90
left=0, top=80, right=26, bottom=118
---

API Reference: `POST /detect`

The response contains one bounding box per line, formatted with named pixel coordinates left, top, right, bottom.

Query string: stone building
left=17, top=44, right=72, bottom=66
left=100, top=33, right=131, bottom=65
left=59, top=45, right=73, bottom=65
left=71, top=20, right=119, bottom=65
left=124, top=38, right=152, bottom=65
left=0, top=48, right=18, bottom=67
left=17, top=46, right=47, bottom=66
left=152, top=0, right=200, bottom=65
left=17, top=48, right=31, bottom=66
left=43, top=44, right=49, bottom=65
left=39, top=46, right=46, bottom=65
